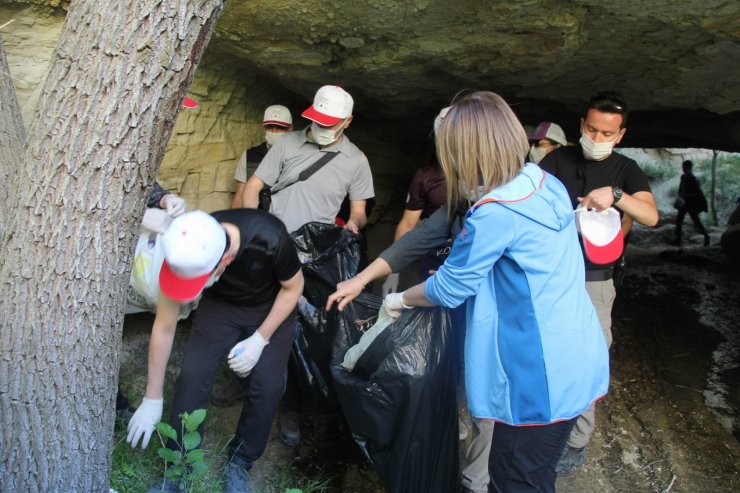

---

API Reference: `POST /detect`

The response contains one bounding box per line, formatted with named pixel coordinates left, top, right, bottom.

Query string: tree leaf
left=165, top=464, right=185, bottom=480
left=286, top=489, right=303, bottom=493
left=191, top=461, right=209, bottom=476
left=182, top=431, right=201, bottom=450
left=184, top=409, right=207, bottom=432
left=157, top=448, right=182, bottom=463
left=185, top=448, right=205, bottom=464
left=155, top=422, right=178, bottom=442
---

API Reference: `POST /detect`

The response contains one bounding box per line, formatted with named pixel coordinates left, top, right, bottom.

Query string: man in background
left=232, top=105, right=293, bottom=208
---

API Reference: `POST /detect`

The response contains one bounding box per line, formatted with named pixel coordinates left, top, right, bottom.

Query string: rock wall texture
left=2, top=1, right=739, bottom=217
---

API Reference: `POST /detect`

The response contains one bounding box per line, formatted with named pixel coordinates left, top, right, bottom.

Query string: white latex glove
left=126, top=397, right=163, bottom=449
left=381, top=273, right=399, bottom=297
left=163, top=195, right=187, bottom=217
left=383, top=291, right=411, bottom=320
left=228, top=332, right=268, bottom=376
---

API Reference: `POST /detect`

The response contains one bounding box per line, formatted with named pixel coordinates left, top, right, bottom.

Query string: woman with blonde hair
left=333, top=91, right=609, bottom=492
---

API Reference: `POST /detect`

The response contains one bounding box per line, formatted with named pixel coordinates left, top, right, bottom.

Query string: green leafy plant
left=264, top=461, right=334, bottom=493
left=154, top=409, right=209, bottom=492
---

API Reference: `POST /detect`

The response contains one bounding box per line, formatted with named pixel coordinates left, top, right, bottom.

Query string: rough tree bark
left=0, top=1, right=224, bottom=491
left=0, top=34, right=26, bottom=239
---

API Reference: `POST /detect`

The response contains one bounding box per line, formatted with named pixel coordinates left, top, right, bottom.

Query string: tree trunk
left=711, top=150, right=718, bottom=226
left=0, top=1, right=223, bottom=491
left=0, top=35, right=26, bottom=239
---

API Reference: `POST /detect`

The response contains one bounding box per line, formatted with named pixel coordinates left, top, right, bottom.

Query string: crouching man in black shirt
left=127, top=209, right=304, bottom=493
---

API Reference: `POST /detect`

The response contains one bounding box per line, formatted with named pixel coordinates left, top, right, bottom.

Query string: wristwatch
left=612, top=186, right=623, bottom=204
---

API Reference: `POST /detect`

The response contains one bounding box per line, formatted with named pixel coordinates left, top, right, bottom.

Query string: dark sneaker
left=146, top=477, right=183, bottom=492
left=223, top=463, right=251, bottom=493
left=279, top=410, right=301, bottom=446
left=210, top=379, right=246, bottom=407
left=555, top=444, right=587, bottom=476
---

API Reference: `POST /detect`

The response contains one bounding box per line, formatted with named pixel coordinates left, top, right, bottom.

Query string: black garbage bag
left=289, top=222, right=363, bottom=409
left=332, top=299, right=459, bottom=493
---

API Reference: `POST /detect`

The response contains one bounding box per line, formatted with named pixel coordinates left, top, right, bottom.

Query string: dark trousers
left=167, top=294, right=296, bottom=469
left=675, top=208, right=708, bottom=239
left=488, top=418, right=577, bottom=493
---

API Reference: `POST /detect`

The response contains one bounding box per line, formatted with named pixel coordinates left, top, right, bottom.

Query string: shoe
left=555, top=444, right=586, bottom=476
left=704, top=234, right=710, bottom=246
left=278, top=410, right=301, bottom=446
left=146, top=477, right=182, bottom=492
left=460, top=487, right=485, bottom=493
left=210, top=380, right=246, bottom=407
left=223, top=463, right=252, bottom=493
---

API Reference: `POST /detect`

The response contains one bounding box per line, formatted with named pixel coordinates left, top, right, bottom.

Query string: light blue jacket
left=425, top=164, right=609, bottom=425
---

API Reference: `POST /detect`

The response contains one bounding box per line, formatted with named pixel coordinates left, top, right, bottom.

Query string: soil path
left=120, top=240, right=739, bottom=492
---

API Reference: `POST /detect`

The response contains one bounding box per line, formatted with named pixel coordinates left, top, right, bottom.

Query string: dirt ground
left=119, top=221, right=740, bottom=493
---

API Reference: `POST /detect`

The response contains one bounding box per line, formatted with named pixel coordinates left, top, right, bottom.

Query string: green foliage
left=263, top=461, right=334, bottom=493
left=639, top=161, right=677, bottom=182
left=693, top=154, right=740, bottom=221
left=155, top=409, right=209, bottom=492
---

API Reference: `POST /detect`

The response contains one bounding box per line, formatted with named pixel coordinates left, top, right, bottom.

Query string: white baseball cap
left=575, top=207, right=624, bottom=265
left=159, top=211, right=227, bottom=302
left=301, top=85, right=353, bottom=126
left=262, top=105, right=292, bottom=127
left=530, top=122, right=567, bottom=146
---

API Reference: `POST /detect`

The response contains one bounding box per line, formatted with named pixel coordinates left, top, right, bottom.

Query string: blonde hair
left=435, top=91, right=529, bottom=211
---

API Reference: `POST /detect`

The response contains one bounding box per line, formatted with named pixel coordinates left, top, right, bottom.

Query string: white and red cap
left=159, top=210, right=226, bottom=302
left=262, top=105, right=292, bottom=127
left=575, top=207, right=624, bottom=265
left=301, top=85, right=353, bottom=126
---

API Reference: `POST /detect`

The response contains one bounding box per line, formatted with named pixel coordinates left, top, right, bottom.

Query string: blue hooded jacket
left=425, top=164, right=609, bottom=425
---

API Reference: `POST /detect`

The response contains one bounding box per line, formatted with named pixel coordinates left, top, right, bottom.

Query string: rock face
left=2, top=1, right=739, bottom=213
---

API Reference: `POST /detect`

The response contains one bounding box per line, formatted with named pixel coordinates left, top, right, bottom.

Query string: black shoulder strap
left=270, top=151, right=339, bottom=195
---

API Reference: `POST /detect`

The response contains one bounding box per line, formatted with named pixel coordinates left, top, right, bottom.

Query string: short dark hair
left=586, top=90, right=628, bottom=128
left=683, top=159, right=693, bottom=169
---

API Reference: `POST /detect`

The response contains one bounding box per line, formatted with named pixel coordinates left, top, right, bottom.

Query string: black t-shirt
left=206, top=209, right=301, bottom=306
left=540, top=146, right=651, bottom=271
left=406, top=165, right=447, bottom=219
left=246, top=142, right=269, bottom=165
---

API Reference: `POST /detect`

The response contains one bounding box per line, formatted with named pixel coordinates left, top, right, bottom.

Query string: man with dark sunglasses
left=540, top=90, right=658, bottom=475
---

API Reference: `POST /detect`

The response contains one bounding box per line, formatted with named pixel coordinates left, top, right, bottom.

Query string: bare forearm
left=145, top=324, right=176, bottom=399
left=394, top=210, right=422, bottom=241
left=232, top=182, right=246, bottom=208
left=401, top=281, right=435, bottom=307
left=258, top=273, right=303, bottom=341
left=144, top=298, right=180, bottom=399
left=616, top=191, right=658, bottom=227
left=242, top=177, right=264, bottom=209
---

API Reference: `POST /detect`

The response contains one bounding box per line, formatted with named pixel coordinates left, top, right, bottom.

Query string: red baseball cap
left=159, top=211, right=226, bottom=302
left=302, top=85, right=353, bottom=126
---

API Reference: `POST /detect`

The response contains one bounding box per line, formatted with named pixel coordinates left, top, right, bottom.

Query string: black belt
left=586, top=268, right=613, bottom=282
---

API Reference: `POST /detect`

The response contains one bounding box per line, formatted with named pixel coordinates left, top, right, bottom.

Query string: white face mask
left=580, top=133, right=616, bottom=161
left=528, top=144, right=548, bottom=164
left=310, top=121, right=345, bottom=146
left=264, top=131, right=285, bottom=148
left=459, top=184, right=486, bottom=203
left=203, top=271, right=221, bottom=289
